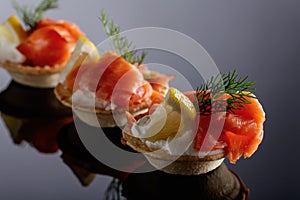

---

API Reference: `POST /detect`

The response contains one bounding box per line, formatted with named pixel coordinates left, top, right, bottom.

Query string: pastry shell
left=0, top=61, right=64, bottom=88
left=54, top=83, right=151, bottom=127
left=122, top=125, right=225, bottom=175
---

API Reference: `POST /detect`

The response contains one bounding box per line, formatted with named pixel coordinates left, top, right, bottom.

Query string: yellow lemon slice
left=78, top=36, right=100, bottom=62
left=132, top=87, right=196, bottom=142
left=165, top=87, right=197, bottom=120
left=0, top=15, right=27, bottom=44
left=59, top=36, right=99, bottom=82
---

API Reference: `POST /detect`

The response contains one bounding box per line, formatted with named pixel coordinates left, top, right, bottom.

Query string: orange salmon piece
left=37, top=18, right=84, bottom=43
left=191, top=92, right=265, bottom=163
left=17, top=26, right=72, bottom=66
left=17, top=19, right=84, bottom=66
left=67, top=52, right=153, bottom=108
left=221, top=96, right=265, bottom=163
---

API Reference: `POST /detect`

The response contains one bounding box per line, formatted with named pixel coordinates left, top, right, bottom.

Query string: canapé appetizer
left=122, top=71, right=265, bottom=175
left=0, top=0, right=84, bottom=88
left=55, top=12, right=173, bottom=127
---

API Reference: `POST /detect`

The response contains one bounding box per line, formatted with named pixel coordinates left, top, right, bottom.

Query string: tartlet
left=54, top=11, right=174, bottom=127
left=55, top=50, right=173, bottom=128
left=122, top=76, right=266, bottom=175
left=55, top=81, right=151, bottom=128
left=122, top=124, right=225, bottom=175
left=0, top=1, right=84, bottom=88
left=0, top=62, right=65, bottom=88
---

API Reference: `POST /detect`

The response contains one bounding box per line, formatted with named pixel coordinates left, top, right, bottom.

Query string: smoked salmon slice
left=17, top=19, right=84, bottom=66
left=65, top=52, right=153, bottom=108
left=36, top=18, right=84, bottom=43
left=221, top=96, right=265, bottom=163
left=183, top=91, right=265, bottom=163
left=192, top=94, right=265, bottom=163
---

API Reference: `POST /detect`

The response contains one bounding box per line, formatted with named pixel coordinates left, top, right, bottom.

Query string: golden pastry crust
left=122, top=125, right=225, bottom=175
left=0, top=61, right=65, bottom=88
left=54, top=83, right=151, bottom=127
left=0, top=61, right=64, bottom=74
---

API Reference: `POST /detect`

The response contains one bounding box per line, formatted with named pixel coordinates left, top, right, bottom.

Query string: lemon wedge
left=0, top=15, right=27, bottom=44
left=0, top=15, right=27, bottom=63
left=78, top=36, right=100, bottom=62
left=165, top=87, right=197, bottom=120
left=132, top=87, right=196, bottom=142
left=59, top=36, right=99, bottom=82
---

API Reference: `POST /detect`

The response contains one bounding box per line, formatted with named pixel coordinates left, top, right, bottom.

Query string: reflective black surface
left=122, top=163, right=248, bottom=200
left=1, top=0, right=300, bottom=198
left=0, top=80, right=111, bottom=199
left=0, top=81, right=72, bottom=119
left=0, top=80, right=249, bottom=199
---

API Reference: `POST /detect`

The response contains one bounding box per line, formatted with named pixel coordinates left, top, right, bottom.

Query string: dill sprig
left=12, top=0, right=58, bottom=30
left=195, top=70, right=256, bottom=115
left=99, top=10, right=147, bottom=65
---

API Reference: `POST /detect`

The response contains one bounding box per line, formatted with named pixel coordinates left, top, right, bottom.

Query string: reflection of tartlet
left=122, top=163, right=249, bottom=200
left=56, top=121, right=134, bottom=186
left=0, top=80, right=73, bottom=153
left=1, top=113, right=73, bottom=153
left=122, top=72, right=266, bottom=175
left=0, top=0, right=84, bottom=88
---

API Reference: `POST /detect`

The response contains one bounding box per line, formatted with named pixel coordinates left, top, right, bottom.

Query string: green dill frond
left=195, top=70, right=256, bottom=115
left=12, top=0, right=58, bottom=30
left=99, top=10, right=147, bottom=65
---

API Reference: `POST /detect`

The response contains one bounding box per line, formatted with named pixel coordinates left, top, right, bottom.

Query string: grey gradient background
left=0, top=0, right=299, bottom=199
